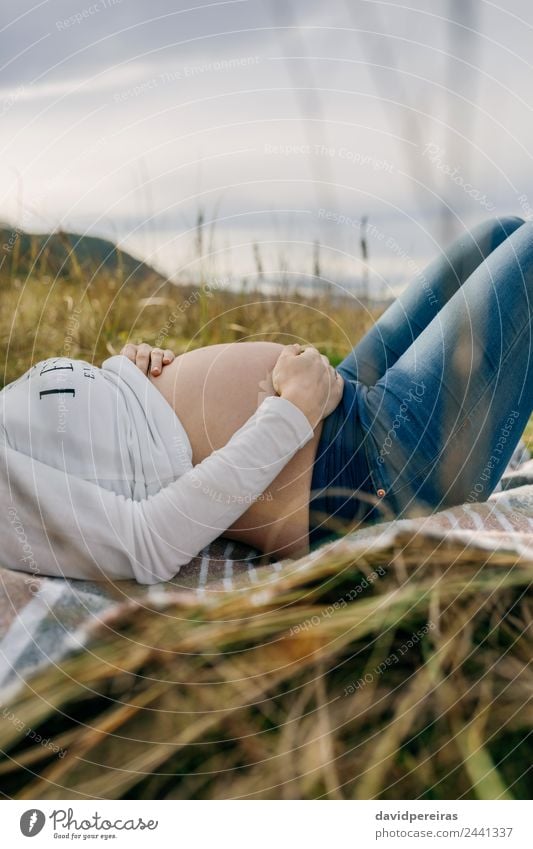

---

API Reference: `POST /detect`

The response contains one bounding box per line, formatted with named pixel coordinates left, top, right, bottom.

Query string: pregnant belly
left=149, top=341, right=323, bottom=558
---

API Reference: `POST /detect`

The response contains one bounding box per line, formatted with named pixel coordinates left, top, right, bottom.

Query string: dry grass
left=0, top=244, right=379, bottom=388
left=0, top=534, right=531, bottom=800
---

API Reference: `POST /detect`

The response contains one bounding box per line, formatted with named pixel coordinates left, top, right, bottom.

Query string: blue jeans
left=309, top=216, right=533, bottom=545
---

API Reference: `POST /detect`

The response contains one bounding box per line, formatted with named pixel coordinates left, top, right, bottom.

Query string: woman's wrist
left=262, top=394, right=315, bottom=443
left=278, top=388, right=319, bottom=428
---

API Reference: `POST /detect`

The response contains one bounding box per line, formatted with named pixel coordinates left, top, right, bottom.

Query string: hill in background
left=0, top=225, right=166, bottom=285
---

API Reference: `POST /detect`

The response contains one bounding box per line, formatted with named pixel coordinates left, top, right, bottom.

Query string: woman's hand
left=120, top=342, right=175, bottom=377
left=271, top=344, right=344, bottom=427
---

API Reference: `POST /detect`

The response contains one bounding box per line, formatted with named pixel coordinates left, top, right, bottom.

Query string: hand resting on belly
left=150, top=341, right=343, bottom=558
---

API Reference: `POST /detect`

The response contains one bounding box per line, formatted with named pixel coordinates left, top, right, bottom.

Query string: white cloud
left=2, top=0, right=533, bottom=283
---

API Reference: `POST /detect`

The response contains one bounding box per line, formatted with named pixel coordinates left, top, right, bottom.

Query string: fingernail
left=152, top=367, right=160, bottom=375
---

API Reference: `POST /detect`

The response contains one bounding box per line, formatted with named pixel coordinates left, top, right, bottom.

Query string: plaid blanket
left=1, top=441, right=532, bottom=698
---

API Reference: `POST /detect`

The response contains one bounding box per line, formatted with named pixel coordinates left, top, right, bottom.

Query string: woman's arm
left=1, top=395, right=313, bottom=584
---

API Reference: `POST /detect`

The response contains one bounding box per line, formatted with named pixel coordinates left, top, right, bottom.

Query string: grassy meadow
left=0, top=236, right=532, bottom=800
left=0, top=232, right=379, bottom=387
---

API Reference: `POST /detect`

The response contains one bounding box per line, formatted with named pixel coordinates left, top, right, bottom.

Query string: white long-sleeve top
left=0, top=357, right=313, bottom=584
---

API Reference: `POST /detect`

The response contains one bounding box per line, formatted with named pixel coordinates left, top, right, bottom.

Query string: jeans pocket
left=361, top=431, right=401, bottom=523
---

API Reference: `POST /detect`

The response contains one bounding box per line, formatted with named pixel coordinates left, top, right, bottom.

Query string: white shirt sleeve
left=1, top=395, right=313, bottom=584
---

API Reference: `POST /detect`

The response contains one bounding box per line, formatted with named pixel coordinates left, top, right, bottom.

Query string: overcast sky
left=2, top=0, right=533, bottom=294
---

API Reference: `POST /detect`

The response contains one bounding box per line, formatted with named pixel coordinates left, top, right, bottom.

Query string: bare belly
left=149, top=342, right=323, bottom=559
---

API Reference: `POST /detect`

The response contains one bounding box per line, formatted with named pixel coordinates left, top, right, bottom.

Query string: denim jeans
left=309, top=216, right=533, bottom=545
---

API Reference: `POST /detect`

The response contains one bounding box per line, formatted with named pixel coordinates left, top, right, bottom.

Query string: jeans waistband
left=309, top=379, right=376, bottom=547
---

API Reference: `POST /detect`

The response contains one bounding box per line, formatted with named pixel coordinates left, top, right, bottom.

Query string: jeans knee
left=467, top=216, right=525, bottom=259
left=486, top=216, right=525, bottom=238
